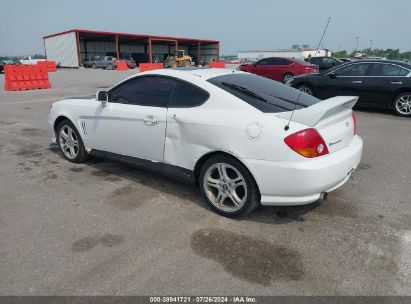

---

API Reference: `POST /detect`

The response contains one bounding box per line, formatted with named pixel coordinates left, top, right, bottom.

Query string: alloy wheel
left=203, top=163, right=248, bottom=212
left=283, top=74, right=293, bottom=82
left=298, top=86, right=313, bottom=95
left=395, top=95, right=411, bottom=115
left=59, top=125, right=80, bottom=160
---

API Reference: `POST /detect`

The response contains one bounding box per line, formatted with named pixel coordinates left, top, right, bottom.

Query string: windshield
left=207, top=73, right=320, bottom=113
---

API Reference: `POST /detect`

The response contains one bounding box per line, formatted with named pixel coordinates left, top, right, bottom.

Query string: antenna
left=284, top=89, right=303, bottom=131
left=315, top=17, right=331, bottom=56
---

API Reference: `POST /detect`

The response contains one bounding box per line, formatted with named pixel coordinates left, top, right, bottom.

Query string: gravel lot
left=0, top=68, right=410, bottom=295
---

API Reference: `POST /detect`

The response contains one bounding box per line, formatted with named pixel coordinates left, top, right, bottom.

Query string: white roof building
left=237, top=48, right=332, bottom=61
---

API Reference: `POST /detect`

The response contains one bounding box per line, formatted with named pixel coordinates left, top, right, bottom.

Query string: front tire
left=57, top=120, right=88, bottom=163
left=393, top=92, right=411, bottom=117
left=92, top=63, right=96, bottom=69
left=199, top=155, right=260, bottom=217
left=296, top=84, right=315, bottom=96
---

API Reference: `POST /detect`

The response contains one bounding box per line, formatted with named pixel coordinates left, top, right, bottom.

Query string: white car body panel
left=48, top=68, right=363, bottom=206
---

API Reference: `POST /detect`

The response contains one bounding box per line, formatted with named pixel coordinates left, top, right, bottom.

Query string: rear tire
left=392, top=92, right=411, bottom=117
left=56, top=120, right=88, bottom=163
left=297, top=84, right=315, bottom=96
left=199, top=155, right=260, bottom=217
left=282, top=73, right=294, bottom=83
left=107, top=64, right=113, bottom=70
left=92, top=63, right=96, bottom=69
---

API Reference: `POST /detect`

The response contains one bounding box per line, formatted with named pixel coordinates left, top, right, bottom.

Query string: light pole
left=369, top=40, right=373, bottom=53
left=355, top=36, right=359, bottom=54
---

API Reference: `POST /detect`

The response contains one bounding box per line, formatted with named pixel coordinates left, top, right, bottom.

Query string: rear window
left=207, top=73, right=320, bottom=113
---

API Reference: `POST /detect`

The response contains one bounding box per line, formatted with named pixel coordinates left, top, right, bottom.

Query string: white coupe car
left=48, top=68, right=363, bottom=217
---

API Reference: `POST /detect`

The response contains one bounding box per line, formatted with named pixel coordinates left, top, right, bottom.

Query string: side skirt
left=90, top=149, right=196, bottom=185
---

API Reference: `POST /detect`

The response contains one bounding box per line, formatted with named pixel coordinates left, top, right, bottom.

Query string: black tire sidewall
left=57, top=120, right=87, bottom=163
left=392, top=93, right=411, bottom=117
left=199, top=155, right=260, bottom=217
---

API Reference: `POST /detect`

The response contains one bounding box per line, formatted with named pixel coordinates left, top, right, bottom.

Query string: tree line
left=333, top=48, right=411, bottom=60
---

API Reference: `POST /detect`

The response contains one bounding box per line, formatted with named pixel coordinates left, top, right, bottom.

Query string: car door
left=87, top=76, right=173, bottom=161
left=366, top=63, right=411, bottom=108
left=318, top=62, right=374, bottom=102
left=275, top=58, right=293, bottom=80
left=252, top=58, right=273, bottom=79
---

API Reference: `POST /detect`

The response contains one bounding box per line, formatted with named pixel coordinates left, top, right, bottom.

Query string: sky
left=1, top=0, right=411, bottom=56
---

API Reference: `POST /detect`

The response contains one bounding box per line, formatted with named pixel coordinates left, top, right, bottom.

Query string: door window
left=108, top=76, right=173, bottom=107
left=334, top=63, right=372, bottom=76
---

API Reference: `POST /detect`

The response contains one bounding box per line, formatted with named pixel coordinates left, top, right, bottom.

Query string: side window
left=169, top=81, right=209, bottom=108
left=256, top=58, right=271, bottom=66
left=108, top=76, right=173, bottom=107
left=379, top=64, right=409, bottom=76
left=276, top=58, right=291, bottom=65
left=309, top=57, right=320, bottom=65
left=267, top=58, right=281, bottom=65
left=335, top=63, right=372, bottom=76
left=323, top=57, right=335, bottom=64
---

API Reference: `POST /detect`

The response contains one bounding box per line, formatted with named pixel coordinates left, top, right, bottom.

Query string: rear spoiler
left=275, top=96, right=358, bottom=127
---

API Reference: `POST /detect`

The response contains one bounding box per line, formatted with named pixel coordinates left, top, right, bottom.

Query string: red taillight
left=352, top=112, right=357, bottom=135
left=284, top=128, right=329, bottom=158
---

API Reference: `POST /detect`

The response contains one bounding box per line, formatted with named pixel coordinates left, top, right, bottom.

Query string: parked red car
left=124, top=60, right=137, bottom=69
left=238, top=57, right=319, bottom=83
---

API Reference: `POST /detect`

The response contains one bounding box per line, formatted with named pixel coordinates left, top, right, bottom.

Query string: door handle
left=390, top=81, right=403, bottom=85
left=352, top=80, right=362, bottom=84
left=143, top=115, right=159, bottom=126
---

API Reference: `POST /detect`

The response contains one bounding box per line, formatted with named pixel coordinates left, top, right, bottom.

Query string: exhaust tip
left=318, top=192, right=328, bottom=203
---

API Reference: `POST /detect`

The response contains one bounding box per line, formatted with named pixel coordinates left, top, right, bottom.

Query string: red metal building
left=43, top=29, right=220, bottom=68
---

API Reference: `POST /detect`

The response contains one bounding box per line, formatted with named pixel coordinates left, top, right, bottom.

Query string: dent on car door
left=164, top=80, right=210, bottom=169
left=87, top=76, right=173, bottom=161
left=320, top=63, right=374, bottom=101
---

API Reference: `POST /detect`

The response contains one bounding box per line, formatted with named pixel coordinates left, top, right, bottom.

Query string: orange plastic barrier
left=116, top=61, right=128, bottom=71
left=209, top=62, right=225, bottom=68
left=139, top=63, right=164, bottom=72
left=37, top=61, right=57, bottom=72
left=4, top=65, right=51, bottom=91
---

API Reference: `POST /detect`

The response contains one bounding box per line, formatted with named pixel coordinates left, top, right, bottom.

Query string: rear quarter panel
left=163, top=82, right=305, bottom=171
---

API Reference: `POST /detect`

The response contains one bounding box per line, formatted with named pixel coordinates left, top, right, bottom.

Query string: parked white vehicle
left=19, top=56, right=46, bottom=65
left=48, top=69, right=363, bottom=216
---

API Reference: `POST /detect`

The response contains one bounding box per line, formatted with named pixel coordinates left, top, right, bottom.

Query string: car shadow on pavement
left=49, top=144, right=322, bottom=224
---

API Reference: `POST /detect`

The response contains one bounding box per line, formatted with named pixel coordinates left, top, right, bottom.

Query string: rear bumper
left=243, top=135, right=363, bottom=206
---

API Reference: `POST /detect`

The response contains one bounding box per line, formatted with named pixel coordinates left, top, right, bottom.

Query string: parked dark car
left=131, top=53, right=150, bottom=66
left=238, top=57, right=319, bottom=83
left=286, top=60, right=411, bottom=117
left=0, top=62, right=4, bottom=74
left=305, top=56, right=343, bottom=73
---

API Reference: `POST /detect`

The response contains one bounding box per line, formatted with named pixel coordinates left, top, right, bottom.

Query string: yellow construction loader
left=164, top=50, right=193, bottom=68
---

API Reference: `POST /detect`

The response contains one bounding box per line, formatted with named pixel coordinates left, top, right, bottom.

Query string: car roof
left=325, top=59, right=411, bottom=73
left=142, top=68, right=243, bottom=80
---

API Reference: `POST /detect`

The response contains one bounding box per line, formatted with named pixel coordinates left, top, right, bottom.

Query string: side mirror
left=328, top=72, right=337, bottom=79
left=96, top=90, right=108, bottom=107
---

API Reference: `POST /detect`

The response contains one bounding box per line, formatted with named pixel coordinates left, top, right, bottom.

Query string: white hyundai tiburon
left=49, top=68, right=363, bottom=216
